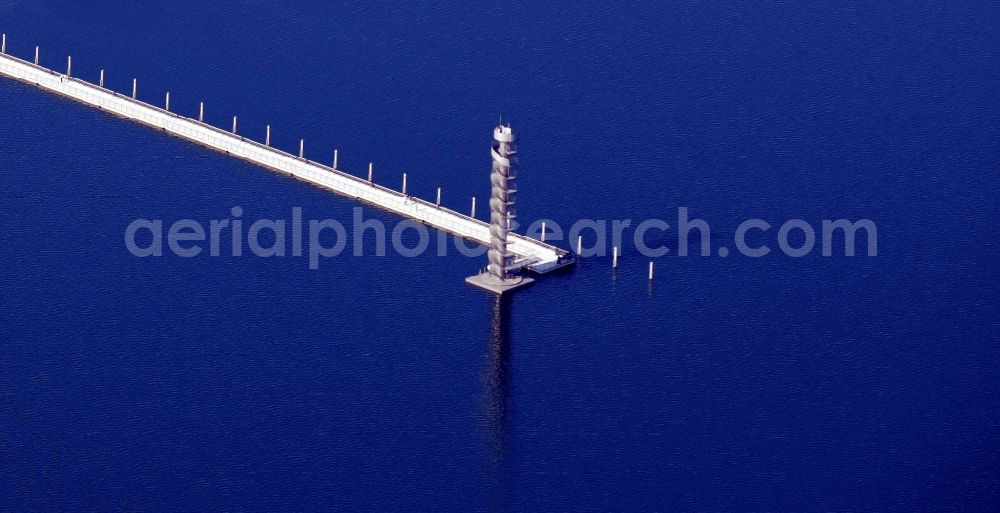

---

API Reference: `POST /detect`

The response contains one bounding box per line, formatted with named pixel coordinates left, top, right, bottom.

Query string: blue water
left=2, top=1, right=998, bottom=511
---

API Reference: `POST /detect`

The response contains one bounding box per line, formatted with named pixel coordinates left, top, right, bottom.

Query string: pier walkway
left=0, top=46, right=571, bottom=273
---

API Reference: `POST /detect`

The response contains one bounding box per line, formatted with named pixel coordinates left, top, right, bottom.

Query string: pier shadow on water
left=480, top=294, right=514, bottom=510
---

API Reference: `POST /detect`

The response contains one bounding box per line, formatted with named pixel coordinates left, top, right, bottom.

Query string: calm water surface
left=1, top=1, right=998, bottom=511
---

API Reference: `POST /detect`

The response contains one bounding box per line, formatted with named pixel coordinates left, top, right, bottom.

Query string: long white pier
left=0, top=43, right=572, bottom=273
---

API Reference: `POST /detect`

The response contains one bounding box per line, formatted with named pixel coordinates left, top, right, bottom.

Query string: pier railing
left=0, top=41, right=571, bottom=271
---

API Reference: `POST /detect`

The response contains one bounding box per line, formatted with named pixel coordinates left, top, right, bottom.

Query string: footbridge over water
left=0, top=38, right=573, bottom=280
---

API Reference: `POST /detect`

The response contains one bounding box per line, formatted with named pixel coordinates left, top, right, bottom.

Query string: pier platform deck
left=0, top=49, right=573, bottom=274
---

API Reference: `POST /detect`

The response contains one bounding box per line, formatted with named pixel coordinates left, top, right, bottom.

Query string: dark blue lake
left=1, top=1, right=998, bottom=511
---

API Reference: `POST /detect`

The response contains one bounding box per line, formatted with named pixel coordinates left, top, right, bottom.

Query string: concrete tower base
left=465, top=272, right=535, bottom=295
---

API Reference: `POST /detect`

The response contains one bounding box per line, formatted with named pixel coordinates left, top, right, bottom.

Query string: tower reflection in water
left=482, top=294, right=513, bottom=471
